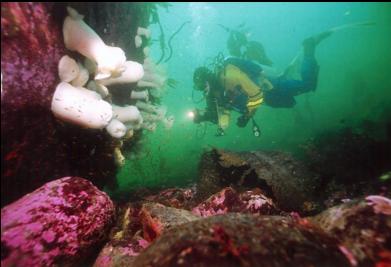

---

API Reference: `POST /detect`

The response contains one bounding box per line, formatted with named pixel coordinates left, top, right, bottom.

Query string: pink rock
left=192, top=187, right=239, bottom=217
left=365, top=195, right=391, bottom=215
left=310, top=196, right=391, bottom=266
left=143, top=187, right=196, bottom=210
left=93, top=236, right=150, bottom=267
left=192, top=187, right=279, bottom=217
left=1, top=176, right=115, bottom=267
left=238, top=188, right=279, bottom=215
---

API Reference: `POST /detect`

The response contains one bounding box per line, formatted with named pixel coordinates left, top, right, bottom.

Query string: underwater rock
left=195, top=150, right=229, bottom=202
left=1, top=176, right=115, bottom=267
left=94, top=201, right=199, bottom=266
left=304, top=126, right=391, bottom=203
left=1, top=2, right=66, bottom=205
left=93, top=202, right=148, bottom=267
left=309, top=195, right=391, bottom=267
left=197, top=149, right=317, bottom=213
left=1, top=2, right=155, bottom=207
left=93, top=236, right=149, bottom=267
left=239, top=188, right=280, bottom=215
left=192, top=187, right=279, bottom=217
left=143, top=187, right=196, bottom=210
left=139, top=202, right=200, bottom=242
left=0, top=3, right=113, bottom=207
left=192, top=187, right=240, bottom=217
left=239, top=150, right=317, bottom=212
left=131, top=213, right=350, bottom=267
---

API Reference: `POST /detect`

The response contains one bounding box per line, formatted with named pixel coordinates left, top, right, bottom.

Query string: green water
left=115, top=2, right=391, bottom=193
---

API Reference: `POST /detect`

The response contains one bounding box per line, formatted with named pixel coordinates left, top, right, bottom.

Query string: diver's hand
left=215, top=127, right=225, bottom=137
left=237, top=115, right=250, bottom=128
left=193, top=109, right=203, bottom=123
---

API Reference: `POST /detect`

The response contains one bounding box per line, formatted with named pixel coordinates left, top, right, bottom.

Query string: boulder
left=94, top=201, right=199, bottom=266
left=197, top=149, right=317, bottom=212
left=1, top=176, right=115, bottom=267
left=139, top=202, right=200, bottom=242
left=143, top=187, right=196, bottom=210
left=192, top=187, right=279, bottom=217
left=132, top=213, right=350, bottom=267
left=310, top=195, right=391, bottom=266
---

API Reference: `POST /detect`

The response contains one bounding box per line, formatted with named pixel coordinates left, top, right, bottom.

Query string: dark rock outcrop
left=304, top=126, right=391, bottom=204
left=196, top=149, right=317, bottom=213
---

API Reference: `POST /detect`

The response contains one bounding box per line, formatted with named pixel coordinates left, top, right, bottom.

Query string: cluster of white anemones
left=51, top=6, right=174, bottom=166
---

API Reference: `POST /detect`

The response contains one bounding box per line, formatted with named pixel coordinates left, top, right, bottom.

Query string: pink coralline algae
left=1, top=2, right=67, bottom=206
left=239, top=188, right=278, bottom=214
left=310, top=196, right=391, bottom=266
left=1, top=176, right=115, bottom=267
left=365, top=195, right=391, bottom=215
left=192, top=187, right=239, bottom=217
left=93, top=236, right=150, bottom=267
left=192, top=187, right=279, bottom=217
left=1, top=2, right=64, bottom=110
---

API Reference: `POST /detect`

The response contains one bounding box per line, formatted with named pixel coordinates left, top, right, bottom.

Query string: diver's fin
left=285, top=21, right=375, bottom=78
left=313, top=30, right=333, bottom=45
left=301, top=30, right=333, bottom=58
left=218, top=24, right=232, bottom=33
left=329, top=21, right=376, bottom=32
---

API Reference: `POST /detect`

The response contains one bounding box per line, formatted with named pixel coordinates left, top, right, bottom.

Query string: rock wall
left=1, top=3, right=151, bottom=206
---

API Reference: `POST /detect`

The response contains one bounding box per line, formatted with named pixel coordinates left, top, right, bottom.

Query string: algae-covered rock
left=93, top=202, right=147, bottom=267
left=143, top=187, right=196, bottom=210
left=139, top=202, right=200, bottom=242
left=1, top=2, right=154, bottom=207
left=1, top=176, right=115, bottom=267
left=197, top=149, right=317, bottom=212
left=239, top=150, right=317, bottom=211
left=310, top=195, right=391, bottom=266
left=132, top=213, right=350, bottom=267
left=93, top=235, right=149, bottom=267
left=192, top=187, right=279, bottom=217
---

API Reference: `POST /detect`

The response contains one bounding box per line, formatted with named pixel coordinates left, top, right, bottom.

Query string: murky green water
left=115, top=2, right=391, bottom=193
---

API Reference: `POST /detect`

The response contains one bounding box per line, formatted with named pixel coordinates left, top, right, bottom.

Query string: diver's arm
left=194, top=97, right=219, bottom=124
left=194, top=109, right=216, bottom=124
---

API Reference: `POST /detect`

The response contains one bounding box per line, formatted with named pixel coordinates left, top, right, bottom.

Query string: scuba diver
left=191, top=30, right=333, bottom=137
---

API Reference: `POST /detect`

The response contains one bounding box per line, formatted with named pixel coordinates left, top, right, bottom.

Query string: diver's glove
left=237, top=114, right=250, bottom=128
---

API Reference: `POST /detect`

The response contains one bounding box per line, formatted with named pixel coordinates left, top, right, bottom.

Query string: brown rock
left=310, top=195, right=391, bottom=266
left=132, top=213, right=350, bottom=267
left=196, top=149, right=317, bottom=212
left=139, top=202, right=200, bottom=242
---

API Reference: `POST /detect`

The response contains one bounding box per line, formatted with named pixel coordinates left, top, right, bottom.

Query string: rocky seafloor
left=2, top=3, right=391, bottom=267
left=2, top=147, right=390, bottom=266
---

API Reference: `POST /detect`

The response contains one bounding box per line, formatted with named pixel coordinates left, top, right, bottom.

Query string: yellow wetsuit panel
left=219, top=64, right=263, bottom=115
